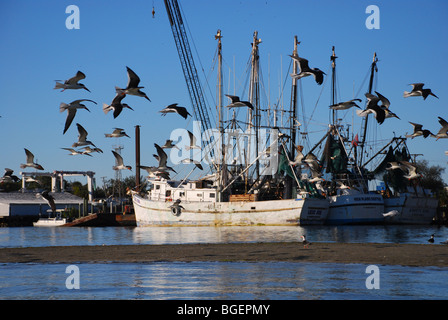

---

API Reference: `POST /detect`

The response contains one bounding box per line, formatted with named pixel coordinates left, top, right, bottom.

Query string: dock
left=62, top=213, right=136, bottom=227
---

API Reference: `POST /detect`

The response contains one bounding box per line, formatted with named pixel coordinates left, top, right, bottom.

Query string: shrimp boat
left=132, top=25, right=329, bottom=226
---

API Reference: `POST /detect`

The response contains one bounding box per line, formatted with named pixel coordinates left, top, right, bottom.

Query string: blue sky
left=1, top=0, right=447, bottom=187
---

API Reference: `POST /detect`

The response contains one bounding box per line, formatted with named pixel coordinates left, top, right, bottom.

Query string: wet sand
left=0, top=242, right=447, bottom=267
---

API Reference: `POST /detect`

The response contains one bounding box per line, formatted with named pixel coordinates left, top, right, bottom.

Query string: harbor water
left=1, top=225, right=447, bottom=300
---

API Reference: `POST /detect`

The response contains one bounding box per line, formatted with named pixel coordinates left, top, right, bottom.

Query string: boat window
left=209, top=193, right=215, bottom=198
left=155, top=185, right=160, bottom=190
left=197, top=193, right=202, bottom=197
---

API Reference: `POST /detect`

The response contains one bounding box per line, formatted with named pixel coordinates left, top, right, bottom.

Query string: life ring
left=171, top=206, right=182, bottom=216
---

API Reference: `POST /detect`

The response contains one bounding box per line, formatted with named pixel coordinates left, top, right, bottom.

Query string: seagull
left=435, top=117, right=448, bottom=140
left=0, top=168, right=20, bottom=183
left=169, top=199, right=184, bottom=214
left=115, top=66, right=150, bottom=101
left=80, top=146, right=103, bottom=154
left=374, top=91, right=400, bottom=120
left=399, top=161, right=421, bottom=180
left=405, top=122, right=435, bottom=139
left=37, top=191, right=56, bottom=215
left=329, top=99, right=362, bottom=110
left=72, top=123, right=97, bottom=148
left=103, top=92, right=134, bottom=119
left=303, top=153, right=320, bottom=172
left=139, top=165, right=160, bottom=178
left=289, top=148, right=304, bottom=166
left=404, top=83, right=438, bottom=100
left=386, top=162, right=402, bottom=171
left=383, top=210, right=399, bottom=218
left=159, top=103, right=191, bottom=119
left=224, top=94, right=254, bottom=110
left=441, top=239, right=448, bottom=245
left=20, top=148, right=44, bottom=170
left=161, top=139, right=179, bottom=149
left=356, top=93, right=386, bottom=124
left=155, top=144, right=177, bottom=173
left=308, top=169, right=324, bottom=183
left=181, top=158, right=203, bottom=170
left=112, top=150, right=132, bottom=171
left=289, top=55, right=326, bottom=85
left=428, top=234, right=435, bottom=243
left=61, top=148, right=92, bottom=156
left=54, top=71, right=90, bottom=92
left=105, top=128, right=130, bottom=138
left=185, top=130, right=201, bottom=150
left=60, top=99, right=96, bottom=134
left=301, top=235, right=311, bottom=248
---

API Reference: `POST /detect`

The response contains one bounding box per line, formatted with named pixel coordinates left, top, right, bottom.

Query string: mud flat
left=0, top=242, right=446, bottom=267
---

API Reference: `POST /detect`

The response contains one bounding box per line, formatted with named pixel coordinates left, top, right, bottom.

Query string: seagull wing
left=112, top=150, right=124, bottom=166
left=154, top=143, right=168, bottom=167
left=24, top=148, right=35, bottom=163
left=374, top=91, right=390, bottom=109
left=126, top=66, right=141, bottom=88
left=76, top=123, right=88, bottom=141
left=67, top=71, right=86, bottom=84
left=63, top=108, right=77, bottom=134
left=410, top=83, right=424, bottom=91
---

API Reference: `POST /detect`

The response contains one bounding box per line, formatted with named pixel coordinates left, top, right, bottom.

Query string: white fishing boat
left=132, top=13, right=329, bottom=227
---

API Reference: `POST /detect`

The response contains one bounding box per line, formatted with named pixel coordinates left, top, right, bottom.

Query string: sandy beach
left=0, top=242, right=447, bottom=267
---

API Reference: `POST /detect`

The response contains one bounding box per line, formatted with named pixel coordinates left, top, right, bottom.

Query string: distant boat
left=33, top=216, right=67, bottom=227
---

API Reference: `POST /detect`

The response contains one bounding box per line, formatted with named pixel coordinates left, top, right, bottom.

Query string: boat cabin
left=148, top=180, right=217, bottom=203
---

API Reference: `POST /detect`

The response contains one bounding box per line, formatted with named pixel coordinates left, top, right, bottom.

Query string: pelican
left=105, top=128, right=130, bottom=138
left=405, top=122, right=435, bottom=139
left=112, top=150, right=132, bottom=171
left=155, top=144, right=177, bottom=173
left=61, top=148, right=92, bottom=156
left=404, top=83, right=438, bottom=100
left=289, top=55, right=325, bottom=85
left=435, top=117, right=448, bottom=140
left=54, top=71, right=90, bottom=92
left=185, top=130, right=201, bottom=150
left=103, top=92, right=134, bottom=119
left=181, top=158, right=203, bottom=170
left=224, top=94, right=254, bottom=110
left=20, top=148, right=44, bottom=170
left=60, top=99, right=96, bottom=134
left=115, top=66, right=150, bottom=101
left=159, top=103, right=191, bottom=119
left=329, top=99, right=362, bottom=110
left=0, top=168, right=20, bottom=183
left=72, top=123, right=97, bottom=148
left=399, top=161, right=421, bottom=180
left=37, top=191, right=56, bottom=214
left=356, top=93, right=386, bottom=124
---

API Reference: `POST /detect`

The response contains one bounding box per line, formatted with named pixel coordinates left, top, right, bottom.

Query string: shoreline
left=0, top=242, right=447, bottom=267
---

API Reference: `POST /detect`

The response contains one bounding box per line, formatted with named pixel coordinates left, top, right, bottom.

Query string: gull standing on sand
left=224, top=95, right=254, bottom=110
left=301, top=235, right=311, bottom=248
left=115, top=66, right=151, bottom=101
left=405, top=122, right=435, bottom=139
left=54, top=71, right=90, bottom=92
left=60, top=99, right=97, bottom=134
left=159, top=103, right=192, bottom=119
left=72, top=123, right=97, bottom=148
left=428, top=234, right=435, bottom=243
left=112, top=150, right=132, bottom=171
left=404, top=83, right=438, bottom=100
left=105, top=128, right=130, bottom=138
left=103, top=92, right=134, bottom=119
left=20, top=148, right=44, bottom=170
left=289, top=55, right=325, bottom=85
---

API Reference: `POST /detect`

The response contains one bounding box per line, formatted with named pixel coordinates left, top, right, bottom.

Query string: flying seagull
left=115, top=66, right=150, bottom=101
left=356, top=93, right=386, bottom=124
left=224, top=94, right=254, bottom=110
left=181, top=158, right=203, bottom=170
left=20, top=148, right=44, bottom=170
left=103, top=92, right=134, bottom=119
left=0, top=168, right=20, bottom=183
left=37, top=190, right=56, bottom=214
left=289, top=55, right=325, bottom=85
left=161, top=139, right=179, bottom=150
left=329, top=99, right=362, bottom=110
left=80, top=146, right=103, bottom=155
left=403, top=83, right=438, bottom=100
left=435, top=117, right=448, bottom=140
left=112, top=150, right=132, bottom=171
left=405, top=122, right=435, bottom=139
left=72, top=123, right=97, bottom=148
left=105, top=128, right=130, bottom=138
left=399, top=161, right=421, bottom=180
left=60, top=99, right=96, bottom=134
left=159, top=103, right=191, bottom=119
left=185, top=130, right=201, bottom=150
left=61, top=148, right=92, bottom=156
left=54, top=71, right=90, bottom=92
left=154, top=143, right=176, bottom=173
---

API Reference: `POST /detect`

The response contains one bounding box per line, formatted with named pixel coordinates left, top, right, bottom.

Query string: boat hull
left=132, top=194, right=329, bottom=226
left=384, top=194, right=438, bottom=225
left=326, top=193, right=385, bottom=225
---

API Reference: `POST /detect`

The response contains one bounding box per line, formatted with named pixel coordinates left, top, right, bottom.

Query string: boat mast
left=359, top=52, right=378, bottom=166
left=331, top=46, right=338, bottom=126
